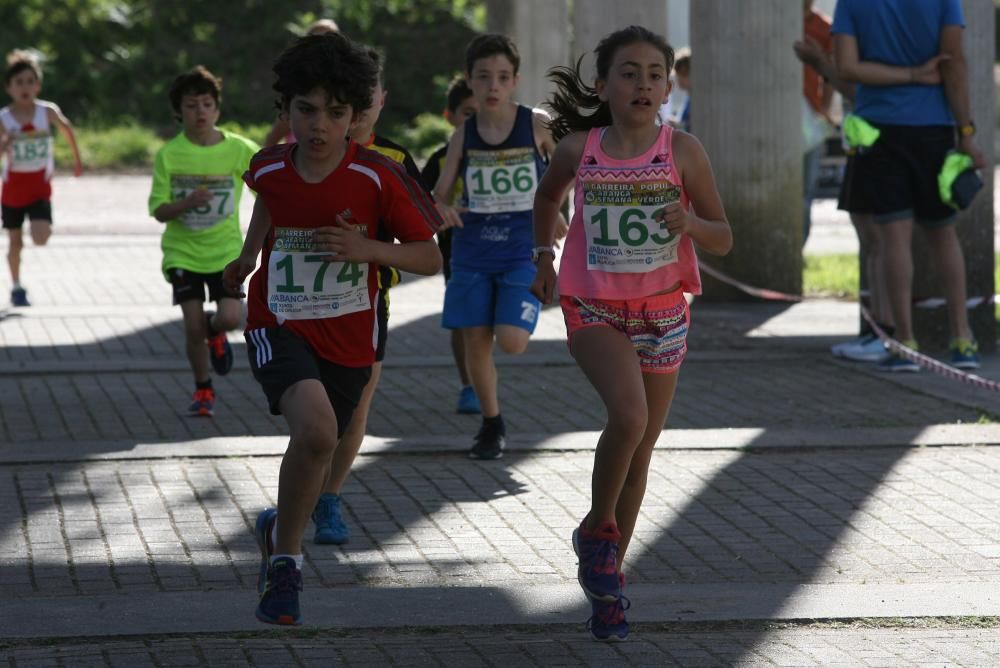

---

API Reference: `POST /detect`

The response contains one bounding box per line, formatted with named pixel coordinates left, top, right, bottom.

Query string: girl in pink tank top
left=529, top=26, right=732, bottom=642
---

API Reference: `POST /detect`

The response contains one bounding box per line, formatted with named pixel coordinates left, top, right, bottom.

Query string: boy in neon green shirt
left=148, top=65, right=259, bottom=416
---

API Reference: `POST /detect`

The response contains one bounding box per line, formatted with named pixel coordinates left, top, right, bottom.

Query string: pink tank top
left=558, top=125, right=701, bottom=300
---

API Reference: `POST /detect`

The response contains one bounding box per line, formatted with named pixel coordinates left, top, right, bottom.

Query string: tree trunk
left=486, top=0, right=570, bottom=109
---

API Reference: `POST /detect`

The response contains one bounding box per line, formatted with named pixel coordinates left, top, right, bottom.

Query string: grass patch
left=803, top=254, right=860, bottom=298
left=54, top=124, right=163, bottom=171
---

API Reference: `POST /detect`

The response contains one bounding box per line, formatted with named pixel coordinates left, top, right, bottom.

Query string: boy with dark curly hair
left=223, top=32, right=442, bottom=626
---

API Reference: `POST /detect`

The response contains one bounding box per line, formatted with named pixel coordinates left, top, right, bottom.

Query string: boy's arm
left=532, top=108, right=556, bottom=161
left=666, top=132, right=731, bottom=256
left=530, top=131, right=584, bottom=304
left=149, top=146, right=214, bottom=223
left=47, top=104, right=82, bottom=176
left=153, top=191, right=213, bottom=223
left=314, top=214, right=442, bottom=276
left=794, top=37, right=856, bottom=101
left=431, top=126, right=466, bottom=229
left=222, top=196, right=271, bottom=297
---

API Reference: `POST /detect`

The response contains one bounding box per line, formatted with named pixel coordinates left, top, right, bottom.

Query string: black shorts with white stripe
left=245, top=326, right=372, bottom=436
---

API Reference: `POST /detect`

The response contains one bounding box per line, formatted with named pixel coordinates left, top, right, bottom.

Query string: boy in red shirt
left=223, top=33, right=442, bottom=626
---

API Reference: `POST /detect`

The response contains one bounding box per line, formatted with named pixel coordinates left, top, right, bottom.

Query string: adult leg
left=322, top=361, right=382, bottom=494
left=570, top=327, right=647, bottom=530
left=852, top=213, right=893, bottom=326
left=878, top=218, right=915, bottom=341
left=274, top=380, right=340, bottom=555
left=179, top=299, right=211, bottom=383
left=464, top=326, right=499, bottom=417
left=614, top=370, right=681, bottom=566
left=923, top=224, right=973, bottom=341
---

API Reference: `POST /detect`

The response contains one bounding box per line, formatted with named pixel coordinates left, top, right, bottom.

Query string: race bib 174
left=266, top=227, right=370, bottom=321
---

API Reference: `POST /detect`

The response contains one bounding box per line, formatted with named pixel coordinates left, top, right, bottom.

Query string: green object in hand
left=842, top=114, right=880, bottom=149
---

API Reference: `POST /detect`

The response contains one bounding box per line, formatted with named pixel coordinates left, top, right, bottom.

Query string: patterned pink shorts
left=560, top=289, right=689, bottom=374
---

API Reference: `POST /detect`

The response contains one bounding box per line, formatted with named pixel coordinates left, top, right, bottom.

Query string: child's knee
left=495, top=326, right=530, bottom=355
left=30, top=225, right=51, bottom=246
left=214, top=309, right=241, bottom=332
left=290, top=421, right=338, bottom=458
left=609, top=404, right=648, bottom=443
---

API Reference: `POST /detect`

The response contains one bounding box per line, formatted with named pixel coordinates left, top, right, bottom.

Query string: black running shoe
left=468, top=420, right=505, bottom=460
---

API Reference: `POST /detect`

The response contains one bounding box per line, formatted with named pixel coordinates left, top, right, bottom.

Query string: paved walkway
left=0, top=175, right=999, bottom=665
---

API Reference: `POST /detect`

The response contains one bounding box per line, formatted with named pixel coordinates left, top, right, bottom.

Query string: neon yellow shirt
left=149, top=129, right=259, bottom=280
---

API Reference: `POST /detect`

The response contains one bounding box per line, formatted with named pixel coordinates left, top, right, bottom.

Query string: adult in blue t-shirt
left=832, top=0, right=985, bottom=372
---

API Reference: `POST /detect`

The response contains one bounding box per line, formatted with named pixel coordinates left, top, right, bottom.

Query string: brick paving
left=0, top=175, right=999, bottom=665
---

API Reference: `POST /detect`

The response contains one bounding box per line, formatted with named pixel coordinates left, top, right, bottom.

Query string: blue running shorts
left=442, top=265, right=540, bottom=332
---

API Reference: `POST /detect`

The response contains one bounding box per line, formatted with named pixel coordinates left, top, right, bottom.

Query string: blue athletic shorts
left=442, top=265, right=541, bottom=332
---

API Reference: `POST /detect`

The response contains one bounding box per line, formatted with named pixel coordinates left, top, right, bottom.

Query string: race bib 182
left=9, top=132, right=51, bottom=172
left=582, top=180, right=683, bottom=273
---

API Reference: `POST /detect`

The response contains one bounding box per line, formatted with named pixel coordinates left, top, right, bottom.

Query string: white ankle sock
left=270, top=554, right=302, bottom=569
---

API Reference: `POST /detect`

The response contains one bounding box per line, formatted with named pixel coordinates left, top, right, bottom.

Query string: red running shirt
left=243, top=141, right=441, bottom=366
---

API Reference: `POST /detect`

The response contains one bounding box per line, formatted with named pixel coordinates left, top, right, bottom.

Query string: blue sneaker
left=588, top=593, right=630, bottom=642
left=10, top=288, right=29, bottom=307
left=256, top=556, right=302, bottom=626
left=312, top=493, right=349, bottom=544
left=572, top=521, right=622, bottom=602
left=254, top=508, right=277, bottom=594
left=949, top=338, right=980, bottom=370
left=456, top=385, right=481, bottom=414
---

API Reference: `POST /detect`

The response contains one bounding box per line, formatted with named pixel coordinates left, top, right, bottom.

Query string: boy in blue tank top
left=432, top=33, right=560, bottom=460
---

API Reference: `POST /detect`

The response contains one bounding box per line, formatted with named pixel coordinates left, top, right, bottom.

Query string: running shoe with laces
left=256, top=556, right=303, bottom=626
left=456, top=385, right=481, bottom=414
left=837, top=333, right=889, bottom=363
left=187, top=387, right=215, bottom=416
left=830, top=333, right=869, bottom=358
left=205, top=312, right=234, bottom=376
left=876, top=339, right=920, bottom=373
left=949, top=337, right=980, bottom=370
left=311, top=492, right=349, bottom=544
left=468, top=419, right=505, bottom=460
left=10, top=287, right=29, bottom=307
left=572, top=520, right=622, bottom=602
left=187, top=388, right=215, bottom=416
left=588, top=590, right=630, bottom=641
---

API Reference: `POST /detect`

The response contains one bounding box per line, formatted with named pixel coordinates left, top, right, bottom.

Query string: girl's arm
left=833, top=34, right=949, bottom=87
left=431, top=126, right=466, bottom=229
left=530, top=131, right=586, bottom=304
left=667, top=132, right=732, bottom=256
left=47, top=104, right=82, bottom=176
left=222, top=196, right=271, bottom=297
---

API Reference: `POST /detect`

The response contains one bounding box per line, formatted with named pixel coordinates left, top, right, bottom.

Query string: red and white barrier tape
left=698, top=262, right=803, bottom=303
left=860, top=307, right=1000, bottom=392
left=699, top=259, right=1000, bottom=393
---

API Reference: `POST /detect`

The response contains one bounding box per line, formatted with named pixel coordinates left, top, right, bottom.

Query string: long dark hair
left=546, top=26, right=674, bottom=141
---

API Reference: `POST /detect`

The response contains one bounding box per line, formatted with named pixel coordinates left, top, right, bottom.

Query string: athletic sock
left=876, top=322, right=895, bottom=338
left=196, top=379, right=213, bottom=391
left=205, top=312, right=218, bottom=337
left=483, top=413, right=505, bottom=435
left=270, top=554, right=302, bottom=570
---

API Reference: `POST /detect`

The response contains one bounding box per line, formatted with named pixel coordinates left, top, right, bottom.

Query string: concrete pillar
left=485, top=0, right=570, bottom=109
left=911, top=1, right=995, bottom=351
left=572, top=0, right=668, bottom=80
left=691, top=1, right=803, bottom=299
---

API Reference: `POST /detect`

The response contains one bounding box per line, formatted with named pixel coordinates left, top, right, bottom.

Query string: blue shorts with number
left=442, top=265, right=540, bottom=332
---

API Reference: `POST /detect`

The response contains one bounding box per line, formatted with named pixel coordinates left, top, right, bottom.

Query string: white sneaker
left=839, top=334, right=889, bottom=362
left=831, top=334, right=870, bottom=358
